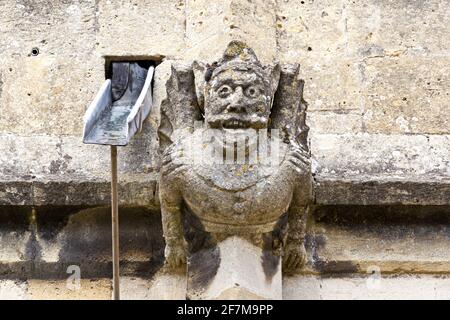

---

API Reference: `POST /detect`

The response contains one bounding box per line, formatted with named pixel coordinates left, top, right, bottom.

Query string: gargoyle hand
left=283, top=239, right=307, bottom=272
left=164, top=239, right=186, bottom=269
left=288, top=143, right=311, bottom=175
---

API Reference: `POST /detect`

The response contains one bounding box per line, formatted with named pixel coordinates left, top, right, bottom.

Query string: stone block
left=0, top=1, right=102, bottom=136
left=312, top=133, right=450, bottom=181
left=0, top=54, right=103, bottom=136
left=307, top=206, right=450, bottom=274
left=121, top=274, right=186, bottom=300
left=0, top=131, right=158, bottom=181
left=96, top=0, right=186, bottom=58
left=0, top=280, right=29, bottom=300
left=0, top=207, right=164, bottom=279
left=187, top=236, right=282, bottom=300
left=347, top=0, right=450, bottom=59
left=27, top=279, right=111, bottom=300
left=307, top=111, right=361, bottom=135
left=0, top=0, right=96, bottom=57
left=299, top=58, right=362, bottom=112
left=277, top=0, right=346, bottom=62
left=311, top=133, right=450, bottom=205
left=0, top=207, right=31, bottom=264
left=283, top=275, right=450, bottom=300
left=185, top=0, right=277, bottom=64
left=360, top=57, right=450, bottom=134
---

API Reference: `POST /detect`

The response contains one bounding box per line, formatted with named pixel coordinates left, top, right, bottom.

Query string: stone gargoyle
left=157, top=41, right=313, bottom=274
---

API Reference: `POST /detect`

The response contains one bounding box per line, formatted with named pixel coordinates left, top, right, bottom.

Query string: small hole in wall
left=31, top=47, right=40, bottom=56
left=307, top=47, right=312, bottom=51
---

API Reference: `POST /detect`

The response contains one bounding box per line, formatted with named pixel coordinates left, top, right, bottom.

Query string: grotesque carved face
left=204, top=68, right=272, bottom=130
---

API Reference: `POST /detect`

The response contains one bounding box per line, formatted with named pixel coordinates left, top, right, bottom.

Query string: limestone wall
left=1, top=0, right=448, bottom=206
left=0, top=0, right=449, bottom=300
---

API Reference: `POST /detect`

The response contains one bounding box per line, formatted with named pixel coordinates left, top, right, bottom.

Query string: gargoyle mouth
left=222, top=119, right=250, bottom=129
left=208, top=115, right=268, bottom=129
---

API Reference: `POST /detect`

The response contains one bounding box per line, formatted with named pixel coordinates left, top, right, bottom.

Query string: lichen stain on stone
left=261, top=235, right=280, bottom=283
left=57, top=207, right=164, bottom=278
left=25, top=209, right=43, bottom=262
left=184, top=207, right=221, bottom=293
left=313, top=260, right=359, bottom=274
left=35, top=206, right=81, bottom=241
left=262, top=214, right=287, bottom=281
left=187, top=246, right=221, bottom=292
left=49, top=159, right=69, bottom=174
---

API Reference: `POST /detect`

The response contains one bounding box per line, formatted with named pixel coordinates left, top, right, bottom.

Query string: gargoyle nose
left=227, top=87, right=246, bottom=113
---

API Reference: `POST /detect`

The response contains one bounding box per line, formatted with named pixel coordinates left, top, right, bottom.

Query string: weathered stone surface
left=0, top=280, right=29, bottom=300
left=0, top=181, right=33, bottom=205
left=1, top=132, right=449, bottom=206
left=347, top=0, right=450, bottom=59
left=312, top=133, right=450, bottom=179
left=360, top=57, right=450, bottom=134
left=315, top=180, right=450, bottom=206
left=121, top=274, right=186, bottom=300
left=312, top=133, right=450, bottom=205
left=0, top=131, right=159, bottom=205
left=2, top=274, right=450, bottom=300
left=307, top=111, right=361, bottom=135
left=0, top=0, right=448, bottom=207
left=27, top=279, right=111, bottom=300
left=0, top=0, right=96, bottom=57
left=0, top=55, right=103, bottom=136
left=0, top=207, right=31, bottom=264
left=0, top=207, right=164, bottom=279
left=185, top=0, right=277, bottom=64
left=298, top=58, right=362, bottom=113
left=187, top=236, right=282, bottom=300
left=1, top=205, right=449, bottom=297
left=277, top=0, right=346, bottom=61
left=283, top=275, right=450, bottom=300
left=0, top=179, right=157, bottom=206
left=0, top=0, right=102, bottom=136
left=97, top=0, right=185, bottom=58
left=305, top=205, right=450, bottom=274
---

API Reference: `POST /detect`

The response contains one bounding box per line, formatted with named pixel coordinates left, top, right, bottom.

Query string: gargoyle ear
left=265, top=62, right=281, bottom=100
left=192, top=61, right=208, bottom=112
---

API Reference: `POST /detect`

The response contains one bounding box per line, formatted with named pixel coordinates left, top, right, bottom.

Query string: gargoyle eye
left=245, top=86, right=259, bottom=98
left=217, top=85, right=233, bottom=98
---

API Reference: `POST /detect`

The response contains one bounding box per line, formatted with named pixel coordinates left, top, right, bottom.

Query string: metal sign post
left=111, top=146, right=120, bottom=300
left=82, top=63, right=154, bottom=300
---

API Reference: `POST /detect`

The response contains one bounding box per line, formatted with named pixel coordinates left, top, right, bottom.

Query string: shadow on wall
left=0, top=206, right=165, bottom=280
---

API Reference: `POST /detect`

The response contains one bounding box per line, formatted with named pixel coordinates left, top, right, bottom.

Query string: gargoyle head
left=197, top=41, right=280, bottom=130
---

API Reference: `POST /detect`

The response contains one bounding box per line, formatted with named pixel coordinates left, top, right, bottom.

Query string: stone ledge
left=301, top=205, right=450, bottom=275
left=283, top=275, right=450, bottom=300
left=0, top=177, right=158, bottom=206
left=2, top=176, right=450, bottom=206
left=2, top=274, right=450, bottom=300
left=315, top=178, right=450, bottom=205
left=1, top=206, right=448, bottom=279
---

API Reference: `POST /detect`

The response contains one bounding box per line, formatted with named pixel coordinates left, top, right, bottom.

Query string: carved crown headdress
left=207, top=41, right=267, bottom=81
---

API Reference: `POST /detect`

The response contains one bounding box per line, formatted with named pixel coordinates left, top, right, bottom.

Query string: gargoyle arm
left=159, top=158, right=186, bottom=268
left=283, top=154, right=313, bottom=271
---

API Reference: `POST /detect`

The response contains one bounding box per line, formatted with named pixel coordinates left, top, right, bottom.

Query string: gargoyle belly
left=182, top=184, right=293, bottom=234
